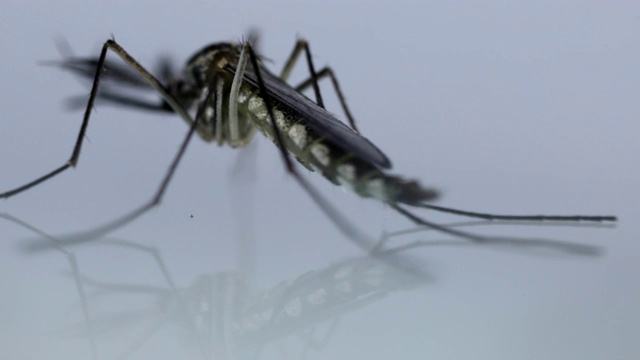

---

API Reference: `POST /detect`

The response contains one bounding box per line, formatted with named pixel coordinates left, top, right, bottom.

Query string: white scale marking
left=335, top=280, right=352, bottom=294
left=336, top=164, right=357, bottom=189
left=204, top=106, right=214, bottom=119
left=310, top=144, right=330, bottom=167
left=247, top=96, right=288, bottom=134
left=367, top=178, right=387, bottom=201
left=248, top=96, right=267, bottom=120
left=288, top=124, right=308, bottom=149
left=237, top=90, right=249, bottom=103
left=273, top=109, right=287, bottom=129
left=284, top=297, right=302, bottom=317
left=307, top=288, right=327, bottom=306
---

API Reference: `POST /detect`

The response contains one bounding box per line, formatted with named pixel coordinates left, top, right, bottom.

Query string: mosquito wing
left=51, top=57, right=151, bottom=88
left=50, top=55, right=178, bottom=112
left=226, top=64, right=392, bottom=169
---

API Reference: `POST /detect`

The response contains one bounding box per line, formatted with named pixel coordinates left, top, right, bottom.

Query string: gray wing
left=226, top=64, right=392, bottom=169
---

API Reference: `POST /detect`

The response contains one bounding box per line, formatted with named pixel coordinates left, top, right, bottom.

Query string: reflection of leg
left=99, top=239, right=210, bottom=359
left=373, top=219, right=603, bottom=257
left=0, top=213, right=96, bottom=360
left=117, top=315, right=172, bottom=360
left=4, top=210, right=213, bottom=359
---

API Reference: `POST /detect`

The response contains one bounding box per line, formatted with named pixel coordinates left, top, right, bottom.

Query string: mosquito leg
left=227, top=54, right=257, bottom=147
left=415, top=203, right=617, bottom=222
left=0, top=213, right=97, bottom=360
left=247, top=43, right=503, bottom=252
left=390, top=203, right=605, bottom=257
left=280, top=38, right=342, bottom=127
left=279, top=39, right=359, bottom=132
left=273, top=41, right=490, bottom=245
left=390, top=204, right=491, bottom=243
left=1, top=39, right=191, bottom=201
left=294, top=67, right=359, bottom=132
left=213, top=76, right=226, bottom=145
left=0, top=162, right=70, bottom=199
left=229, top=41, right=251, bottom=146
left=22, top=40, right=220, bottom=252
left=89, top=40, right=199, bottom=129
left=279, top=39, right=324, bottom=106
left=22, top=112, right=199, bottom=251
left=243, top=43, right=375, bottom=252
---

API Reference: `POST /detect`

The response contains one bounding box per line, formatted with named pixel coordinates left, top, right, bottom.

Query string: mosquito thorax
left=184, top=42, right=243, bottom=89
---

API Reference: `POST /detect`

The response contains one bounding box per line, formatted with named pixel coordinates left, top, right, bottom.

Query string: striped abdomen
left=238, top=88, right=439, bottom=205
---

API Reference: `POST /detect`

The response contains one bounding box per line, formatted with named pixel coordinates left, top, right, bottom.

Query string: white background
left=1, top=1, right=638, bottom=359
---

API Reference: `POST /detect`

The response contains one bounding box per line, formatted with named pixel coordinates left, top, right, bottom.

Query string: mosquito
left=1, top=35, right=617, bottom=251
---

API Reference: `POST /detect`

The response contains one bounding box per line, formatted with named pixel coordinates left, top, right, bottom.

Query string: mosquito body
left=1, top=35, right=617, bottom=251
left=67, top=41, right=436, bottom=205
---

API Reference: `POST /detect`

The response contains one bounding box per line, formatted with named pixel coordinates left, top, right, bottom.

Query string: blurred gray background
left=1, top=1, right=638, bottom=359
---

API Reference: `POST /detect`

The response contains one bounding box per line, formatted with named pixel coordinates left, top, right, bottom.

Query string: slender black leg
left=294, top=66, right=359, bottom=132
left=249, top=42, right=535, bottom=248
left=22, top=39, right=219, bottom=251
left=280, top=39, right=324, bottom=108
left=1, top=39, right=191, bottom=200
left=279, top=43, right=616, bottom=225
left=0, top=159, right=71, bottom=199
left=371, top=217, right=602, bottom=257
left=280, top=39, right=360, bottom=132
left=243, top=43, right=375, bottom=251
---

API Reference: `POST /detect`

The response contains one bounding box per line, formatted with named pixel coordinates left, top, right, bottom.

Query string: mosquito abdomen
left=240, top=88, right=438, bottom=205
left=336, top=163, right=439, bottom=205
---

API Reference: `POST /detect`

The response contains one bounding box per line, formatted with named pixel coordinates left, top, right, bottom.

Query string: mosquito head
left=185, top=42, right=244, bottom=88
